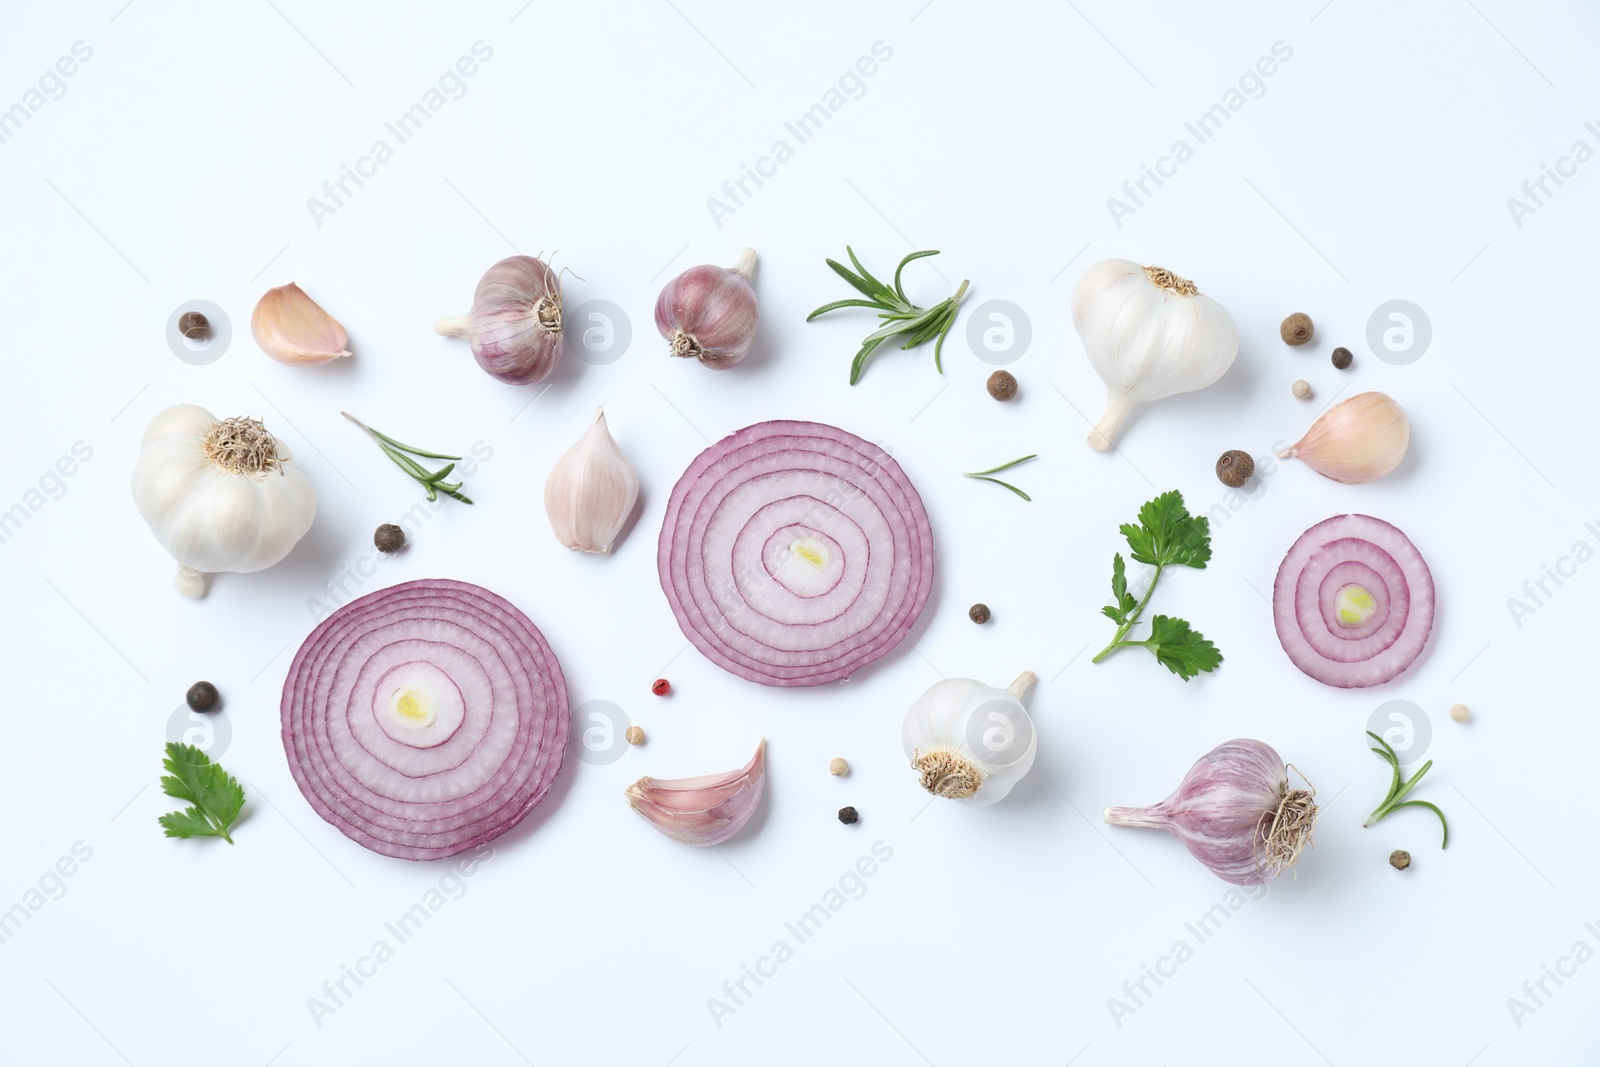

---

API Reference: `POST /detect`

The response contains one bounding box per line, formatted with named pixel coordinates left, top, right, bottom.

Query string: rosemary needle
left=342, top=412, right=474, bottom=504
left=963, top=454, right=1037, bottom=501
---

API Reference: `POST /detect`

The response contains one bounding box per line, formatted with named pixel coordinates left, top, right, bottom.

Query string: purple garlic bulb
left=1104, top=739, right=1317, bottom=885
left=436, top=255, right=563, bottom=384
left=655, top=249, right=758, bottom=369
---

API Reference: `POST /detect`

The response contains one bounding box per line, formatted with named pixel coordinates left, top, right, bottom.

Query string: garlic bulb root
left=912, top=748, right=984, bottom=799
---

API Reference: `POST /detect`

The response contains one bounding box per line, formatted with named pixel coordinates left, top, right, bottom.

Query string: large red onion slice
left=1272, top=516, right=1434, bottom=688
left=281, top=579, right=569, bottom=859
left=659, top=420, right=934, bottom=686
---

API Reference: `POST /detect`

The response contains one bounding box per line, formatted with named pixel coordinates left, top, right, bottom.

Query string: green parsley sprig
left=158, top=742, right=245, bottom=844
left=806, top=247, right=969, bottom=384
left=1092, top=490, right=1222, bottom=681
left=1364, top=731, right=1449, bottom=847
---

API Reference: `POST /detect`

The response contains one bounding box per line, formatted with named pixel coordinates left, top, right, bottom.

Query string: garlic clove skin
left=251, top=283, right=351, bottom=366
left=132, top=405, right=317, bottom=598
left=543, top=407, right=640, bottom=554
left=625, top=739, right=765, bottom=846
left=1278, top=391, right=1409, bottom=484
left=655, top=249, right=759, bottom=369
left=902, top=671, right=1037, bottom=806
left=1072, top=259, right=1239, bottom=451
left=437, top=255, right=563, bottom=384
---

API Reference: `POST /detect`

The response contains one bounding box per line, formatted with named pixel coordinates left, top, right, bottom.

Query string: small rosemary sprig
left=807, top=246, right=969, bottom=384
left=1363, top=731, right=1448, bottom=847
left=963, top=454, right=1036, bottom=501
left=342, top=412, right=474, bottom=504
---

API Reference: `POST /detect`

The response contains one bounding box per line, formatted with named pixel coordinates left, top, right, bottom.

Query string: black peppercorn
left=1280, top=312, right=1313, bottom=346
left=186, top=681, right=219, bottom=713
left=837, top=806, right=859, bottom=825
left=968, top=603, right=991, bottom=624
left=374, top=524, right=405, bottom=553
left=178, top=311, right=210, bottom=341
left=1215, top=450, right=1254, bottom=488
left=986, top=370, right=1018, bottom=401
left=1331, top=346, right=1353, bottom=370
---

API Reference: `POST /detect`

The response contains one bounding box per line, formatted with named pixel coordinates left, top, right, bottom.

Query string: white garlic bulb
left=543, top=407, right=640, bottom=554
left=132, top=404, right=317, bottom=598
left=1072, top=259, right=1239, bottom=450
left=902, top=671, right=1038, bottom=806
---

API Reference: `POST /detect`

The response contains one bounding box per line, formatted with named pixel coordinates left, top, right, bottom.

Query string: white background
left=1, top=1, right=1596, bottom=1064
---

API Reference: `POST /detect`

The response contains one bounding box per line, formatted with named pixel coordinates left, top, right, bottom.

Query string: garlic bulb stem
left=433, top=314, right=472, bottom=337
left=731, top=247, right=757, bottom=279
left=1006, top=670, right=1037, bottom=699
left=1087, top=393, right=1136, bottom=453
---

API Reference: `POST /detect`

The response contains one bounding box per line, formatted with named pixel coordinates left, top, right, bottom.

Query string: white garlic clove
left=625, top=739, right=765, bottom=846
left=543, top=407, right=640, bottom=554
left=902, top=671, right=1038, bottom=806
left=251, top=283, right=351, bottom=366
left=1278, top=391, right=1409, bottom=484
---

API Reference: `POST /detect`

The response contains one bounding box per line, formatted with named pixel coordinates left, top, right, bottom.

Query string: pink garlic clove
left=1104, top=738, right=1318, bottom=885
left=625, top=739, right=765, bottom=845
left=436, top=255, right=564, bottom=384
left=251, top=283, right=351, bottom=366
left=655, top=249, right=759, bottom=369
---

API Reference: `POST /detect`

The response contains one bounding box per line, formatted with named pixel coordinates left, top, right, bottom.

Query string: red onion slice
left=659, top=420, right=934, bottom=686
left=1273, top=516, right=1434, bottom=688
left=281, top=579, right=569, bottom=859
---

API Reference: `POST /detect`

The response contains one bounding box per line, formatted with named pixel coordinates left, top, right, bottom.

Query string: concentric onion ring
left=1273, top=516, right=1434, bottom=688
left=659, top=420, right=934, bottom=686
left=281, top=579, right=568, bottom=859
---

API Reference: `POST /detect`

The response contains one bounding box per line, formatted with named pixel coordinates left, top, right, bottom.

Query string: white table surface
left=2, top=2, right=1596, bottom=1064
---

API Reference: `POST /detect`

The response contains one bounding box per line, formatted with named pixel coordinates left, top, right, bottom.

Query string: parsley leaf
left=1092, top=491, right=1222, bottom=681
left=158, top=742, right=245, bottom=844
left=1143, top=615, right=1223, bottom=681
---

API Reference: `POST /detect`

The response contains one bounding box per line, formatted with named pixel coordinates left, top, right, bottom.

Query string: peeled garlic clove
left=625, top=739, right=765, bottom=846
left=436, top=255, right=563, bottom=384
left=655, top=249, right=759, bottom=369
left=543, top=407, right=640, bottom=553
left=1278, top=391, right=1409, bottom=484
left=251, top=283, right=351, bottom=366
left=902, top=671, right=1038, bottom=806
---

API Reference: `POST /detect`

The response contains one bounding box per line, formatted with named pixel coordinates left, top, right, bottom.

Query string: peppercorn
left=1331, top=346, right=1353, bottom=370
left=837, top=806, right=859, bottom=825
left=186, top=681, right=219, bottom=713
left=1449, top=703, right=1471, bottom=724
left=1292, top=379, right=1312, bottom=400
left=968, top=603, right=991, bottom=625
left=374, top=524, right=405, bottom=553
left=651, top=678, right=671, bottom=696
left=829, top=758, right=849, bottom=777
left=1215, top=450, right=1254, bottom=488
left=1389, top=849, right=1411, bottom=871
left=1281, top=312, right=1313, bottom=346
left=986, top=370, right=1018, bottom=401
left=625, top=725, right=645, bottom=745
left=178, top=311, right=210, bottom=341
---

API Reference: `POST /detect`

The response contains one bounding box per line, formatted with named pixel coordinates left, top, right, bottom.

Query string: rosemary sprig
left=963, top=454, right=1036, bottom=501
left=807, top=246, right=970, bottom=384
left=342, top=412, right=474, bottom=504
left=1363, top=731, right=1448, bottom=847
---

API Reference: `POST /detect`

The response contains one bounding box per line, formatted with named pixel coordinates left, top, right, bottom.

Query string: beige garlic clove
left=252, top=283, right=351, bottom=366
left=625, top=739, right=765, bottom=846
left=543, top=407, right=640, bottom=554
left=1278, top=391, right=1409, bottom=484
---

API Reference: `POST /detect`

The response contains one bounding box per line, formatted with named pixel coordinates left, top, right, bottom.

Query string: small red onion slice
left=659, top=420, right=934, bottom=686
left=281, top=579, right=568, bottom=860
left=1273, top=516, right=1434, bottom=688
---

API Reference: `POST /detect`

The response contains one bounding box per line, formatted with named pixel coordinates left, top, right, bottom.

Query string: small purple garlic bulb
left=436, top=255, right=563, bottom=385
left=1104, top=738, right=1317, bottom=885
left=655, top=249, right=758, bottom=369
